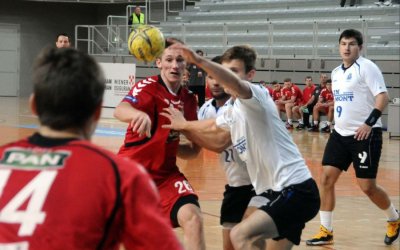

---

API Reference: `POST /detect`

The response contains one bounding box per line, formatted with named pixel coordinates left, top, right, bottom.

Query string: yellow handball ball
left=128, top=25, right=165, bottom=62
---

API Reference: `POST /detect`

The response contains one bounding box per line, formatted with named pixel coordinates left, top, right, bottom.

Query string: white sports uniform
left=198, top=99, right=251, bottom=187
left=216, top=84, right=311, bottom=195
left=331, top=56, right=387, bottom=136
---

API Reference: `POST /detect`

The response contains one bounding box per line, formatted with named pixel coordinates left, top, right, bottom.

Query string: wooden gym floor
left=0, top=97, right=399, bottom=250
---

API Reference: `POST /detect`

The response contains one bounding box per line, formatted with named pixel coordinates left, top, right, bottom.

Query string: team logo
left=128, top=75, right=135, bottom=88
left=346, top=73, right=352, bottom=81
left=0, top=148, right=70, bottom=169
left=124, top=95, right=138, bottom=104
left=233, top=137, right=247, bottom=154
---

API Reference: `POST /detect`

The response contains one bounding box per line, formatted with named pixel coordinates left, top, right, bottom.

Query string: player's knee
left=320, top=171, right=335, bottom=188
left=230, top=225, right=246, bottom=248
left=178, top=204, right=203, bottom=230
left=358, top=182, right=376, bottom=196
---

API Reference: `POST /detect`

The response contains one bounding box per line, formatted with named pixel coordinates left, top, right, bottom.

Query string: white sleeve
left=215, top=109, right=231, bottom=130
left=363, top=61, right=387, bottom=96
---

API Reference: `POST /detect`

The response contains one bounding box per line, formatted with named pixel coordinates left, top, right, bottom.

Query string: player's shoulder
left=134, top=75, right=159, bottom=90
left=198, top=99, right=214, bottom=119
left=71, top=140, right=145, bottom=175
left=355, top=56, right=380, bottom=72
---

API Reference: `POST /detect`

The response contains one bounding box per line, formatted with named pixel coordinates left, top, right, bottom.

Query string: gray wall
left=0, top=0, right=130, bottom=96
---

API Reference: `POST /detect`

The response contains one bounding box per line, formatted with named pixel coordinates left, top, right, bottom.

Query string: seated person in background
left=309, top=79, right=334, bottom=132
left=271, top=80, right=282, bottom=102
left=260, top=80, right=273, bottom=97
left=275, top=80, right=292, bottom=120
left=182, top=67, right=190, bottom=88
left=0, top=47, right=182, bottom=250
left=294, top=76, right=316, bottom=130
left=282, top=78, right=303, bottom=129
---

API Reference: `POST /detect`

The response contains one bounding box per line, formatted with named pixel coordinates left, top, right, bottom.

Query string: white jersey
left=331, top=56, right=387, bottom=136
left=216, top=84, right=311, bottom=194
left=198, top=99, right=252, bottom=187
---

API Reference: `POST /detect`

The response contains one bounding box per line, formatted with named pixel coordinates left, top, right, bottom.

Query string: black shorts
left=257, top=178, right=320, bottom=245
left=322, top=128, right=382, bottom=178
left=170, top=194, right=200, bottom=228
left=220, top=184, right=256, bottom=225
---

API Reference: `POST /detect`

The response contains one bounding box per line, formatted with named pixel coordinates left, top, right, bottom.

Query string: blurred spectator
left=309, top=79, right=334, bottom=132
left=182, top=67, right=190, bottom=88
left=128, top=6, right=145, bottom=27
left=307, top=73, right=328, bottom=131
left=188, top=50, right=207, bottom=107
left=294, top=76, right=316, bottom=130
left=283, top=78, right=303, bottom=129
left=55, top=33, right=70, bottom=48
left=375, top=0, right=393, bottom=6
left=340, top=0, right=355, bottom=7
left=260, top=80, right=273, bottom=97
left=271, top=80, right=282, bottom=101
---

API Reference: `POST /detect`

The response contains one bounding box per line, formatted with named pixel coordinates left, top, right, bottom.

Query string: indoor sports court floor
left=0, top=97, right=399, bottom=250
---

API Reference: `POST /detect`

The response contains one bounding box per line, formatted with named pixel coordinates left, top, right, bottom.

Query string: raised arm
left=169, top=42, right=252, bottom=99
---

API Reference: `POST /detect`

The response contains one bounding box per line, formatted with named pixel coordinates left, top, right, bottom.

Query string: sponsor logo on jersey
left=333, top=90, right=354, bottom=102
left=124, top=95, right=138, bottom=104
left=233, top=137, right=246, bottom=154
left=0, top=148, right=70, bottom=169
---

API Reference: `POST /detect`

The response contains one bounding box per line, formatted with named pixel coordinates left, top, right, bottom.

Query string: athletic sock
left=384, top=203, right=399, bottom=221
left=320, top=211, right=333, bottom=231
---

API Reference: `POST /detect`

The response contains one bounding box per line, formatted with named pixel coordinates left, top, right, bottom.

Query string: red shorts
left=157, top=172, right=198, bottom=227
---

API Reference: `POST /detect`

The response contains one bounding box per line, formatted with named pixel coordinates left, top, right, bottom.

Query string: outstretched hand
left=130, top=110, right=152, bottom=138
left=166, top=38, right=199, bottom=65
left=160, top=105, right=187, bottom=131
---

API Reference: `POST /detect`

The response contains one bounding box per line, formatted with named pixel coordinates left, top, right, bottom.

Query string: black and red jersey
left=118, top=75, right=198, bottom=185
left=0, top=133, right=182, bottom=250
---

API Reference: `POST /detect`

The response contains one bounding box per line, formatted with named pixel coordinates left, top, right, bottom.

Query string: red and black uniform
left=272, top=87, right=282, bottom=101
left=319, top=88, right=334, bottom=113
left=291, top=85, right=303, bottom=106
left=302, top=85, right=316, bottom=106
left=0, top=133, right=182, bottom=250
left=118, top=75, right=199, bottom=227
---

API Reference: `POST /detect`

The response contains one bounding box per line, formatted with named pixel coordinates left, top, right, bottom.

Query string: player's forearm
left=374, top=92, right=389, bottom=111
left=114, top=102, right=139, bottom=123
left=192, top=56, right=252, bottom=99
left=180, top=119, right=232, bottom=153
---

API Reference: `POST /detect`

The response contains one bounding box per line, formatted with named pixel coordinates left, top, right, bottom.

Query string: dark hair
left=56, top=33, right=69, bottom=42
left=211, top=55, right=222, bottom=64
left=271, top=80, right=278, bottom=85
left=339, top=29, right=363, bottom=46
left=305, top=76, right=312, bottom=80
left=32, top=47, right=105, bottom=130
left=165, top=37, right=184, bottom=48
left=221, top=45, right=256, bottom=73
left=283, top=78, right=291, bottom=82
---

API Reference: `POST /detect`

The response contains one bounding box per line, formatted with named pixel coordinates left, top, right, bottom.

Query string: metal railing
left=75, top=1, right=399, bottom=60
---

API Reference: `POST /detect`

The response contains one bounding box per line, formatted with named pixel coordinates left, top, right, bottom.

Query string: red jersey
left=118, top=75, right=198, bottom=185
left=291, top=84, right=303, bottom=105
left=320, top=88, right=334, bottom=102
left=0, top=133, right=182, bottom=250
left=281, top=87, right=292, bottom=101
left=272, top=87, right=282, bottom=101
left=302, top=84, right=316, bottom=105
